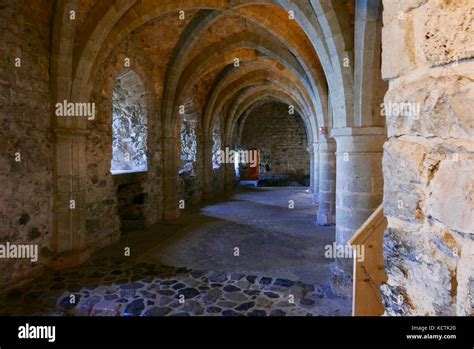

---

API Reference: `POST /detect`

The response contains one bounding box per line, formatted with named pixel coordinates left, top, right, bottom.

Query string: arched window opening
left=111, top=69, right=148, bottom=175
left=212, top=118, right=222, bottom=170
left=179, top=101, right=198, bottom=176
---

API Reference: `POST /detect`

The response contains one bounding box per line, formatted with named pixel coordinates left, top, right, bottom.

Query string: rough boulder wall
left=0, top=0, right=54, bottom=288
left=381, top=0, right=474, bottom=315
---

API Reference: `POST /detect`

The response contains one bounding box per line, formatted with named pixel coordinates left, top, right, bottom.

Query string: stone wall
left=87, top=49, right=162, bottom=246
left=240, top=102, right=310, bottom=180
left=0, top=0, right=53, bottom=287
left=381, top=0, right=474, bottom=316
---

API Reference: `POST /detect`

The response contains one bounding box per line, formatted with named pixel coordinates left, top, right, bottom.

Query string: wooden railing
left=348, top=205, right=388, bottom=316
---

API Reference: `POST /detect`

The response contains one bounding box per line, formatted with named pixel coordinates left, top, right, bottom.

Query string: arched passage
left=12, top=0, right=465, bottom=319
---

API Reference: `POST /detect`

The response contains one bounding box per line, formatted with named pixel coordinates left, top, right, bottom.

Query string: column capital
left=332, top=127, right=386, bottom=153
left=331, top=126, right=386, bottom=137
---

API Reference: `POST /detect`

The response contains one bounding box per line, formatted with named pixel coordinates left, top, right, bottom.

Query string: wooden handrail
left=349, top=205, right=388, bottom=316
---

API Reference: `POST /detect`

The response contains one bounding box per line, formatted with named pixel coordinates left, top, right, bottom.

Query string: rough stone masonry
left=381, top=0, right=474, bottom=316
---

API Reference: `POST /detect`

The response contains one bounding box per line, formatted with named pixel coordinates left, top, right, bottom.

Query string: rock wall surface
left=240, top=102, right=310, bottom=180
left=0, top=0, right=53, bottom=288
left=381, top=0, right=474, bottom=316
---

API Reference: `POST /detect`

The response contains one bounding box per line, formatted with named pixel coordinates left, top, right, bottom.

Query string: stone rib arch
left=224, top=86, right=314, bottom=145
left=68, top=1, right=338, bottom=118
left=236, top=96, right=307, bottom=145
left=204, top=67, right=315, bottom=139
left=202, top=58, right=322, bottom=138
left=170, top=31, right=313, bottom=126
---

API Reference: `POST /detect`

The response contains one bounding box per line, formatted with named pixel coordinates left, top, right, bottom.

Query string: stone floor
left=0, top=187, right=351, bottom=316
left=0, top=258, right=348, bottom=316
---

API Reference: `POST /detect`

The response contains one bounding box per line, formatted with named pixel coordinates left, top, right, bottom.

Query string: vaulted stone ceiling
left=52, top=0, right=356, bottom=140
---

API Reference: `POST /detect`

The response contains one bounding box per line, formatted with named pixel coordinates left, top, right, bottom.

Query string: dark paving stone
left=119, top=289, right=136, bottom=298
left=111, top=270, right=123, bottom=275
left=206, top=306, right=222, bottom=314
left=222, top=310, right=243, bottom=317
left=117, top=298, right=128, bottom=303
left=259, top=277, right=272, bottom=285
left=120, top=282, right=145, bottom=290
left=161, top=280, right=177, bottom=286
left=270, top=309, right=286, bottom=316
left=171, top=283, right=186, bottom=290
left=246, top=275, right=258, bottom=284
left=244, top=290, right=260, bottom=296
left=123, top=299, right=145, bottom=316
left=198, top=286, right=210, bottom=291
left=104, top=294, right=119, bottom=301
left=264, top=292, right=279, bottom=299
left=300, top=299, right=315, bottom=306
left=274, top=279, right=295, bottom=287
left=157, top=290, right=175, bottom=296
left=248, top=309, right=267, bottom=317
left=139, top=290, right=156, bottom=299
left=170, top=312, right=190, bottom=317
left=223, top=285, right=240, bottom=293
left=217, top=301, right=238, bottom=308
left=235, top=302, right=255, bottom=311
left=146, top=300, right=155, bottom=306
left=178, top=288, right=199, bottom=299
left=143, top=307, right=171, bottom=316
left=210, top=283, right=223, bottom=288
left=83, top=295, right=102, bottom=307
left=208, top=271, right=227, bottom=283
left=230, top=273, right=245, bottom=281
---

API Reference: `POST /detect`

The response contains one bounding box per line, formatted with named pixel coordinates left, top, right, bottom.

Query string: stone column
left=317, top=137, right=336, bottom=225
left=223, top=145, right=236, bottom=196
left=312, top=142, right=320, bottom=204
left=202, top=139, right=215, bottom=201
left=52, top=128, right=90, bottom=268
left=308, top=146, right=314, bottom=194
left=163, top=136, right=180, bottom=220
left=333, top=127, right=385, bottom=246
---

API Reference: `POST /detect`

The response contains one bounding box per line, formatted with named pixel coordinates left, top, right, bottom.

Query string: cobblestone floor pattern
left=0, top=258, right=350, bottom=316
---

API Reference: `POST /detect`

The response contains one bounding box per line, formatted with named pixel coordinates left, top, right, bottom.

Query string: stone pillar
left=224, top=145, right=236, bottom=196
left=333, top=127, right=385, bottom=247
left=317, top=137, right=336, bottom=225
left=308, top=145, right=314, bottom=194
left=202, top=139, right=214, bottom=201
left=163, top=136, right=180, bottom=220
left=312, top=142, right=320, bottom=204
left=51, top=129, right=90, bottom=268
